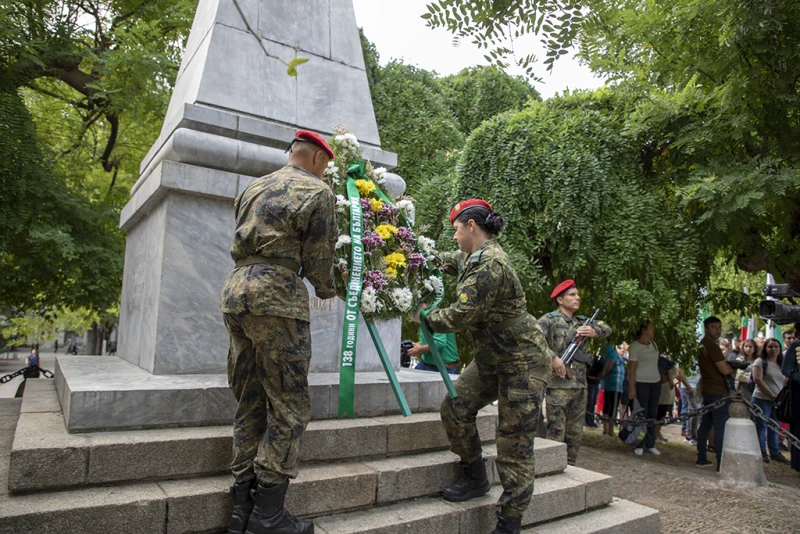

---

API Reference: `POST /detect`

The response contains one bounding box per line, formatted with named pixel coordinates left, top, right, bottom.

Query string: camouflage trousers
left=540, top=387, right=587, bottom=465
left=223, top=312, right=312, bottom=485
left=441, top=360, right=545, bottom=518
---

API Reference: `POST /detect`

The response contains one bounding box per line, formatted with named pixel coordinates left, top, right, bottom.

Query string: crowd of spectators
left=584, top=319, right=800, bottom=474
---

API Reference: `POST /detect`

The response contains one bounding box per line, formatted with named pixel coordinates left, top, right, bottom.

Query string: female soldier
left=422, top=199, right=566, bottom=534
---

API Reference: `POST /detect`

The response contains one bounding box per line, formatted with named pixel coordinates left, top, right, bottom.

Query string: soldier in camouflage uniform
left=220, top=130, right=337, bottom=534
left=424, top=199, right=566, bottom=534
left=538, top=280, right=612, bottom=466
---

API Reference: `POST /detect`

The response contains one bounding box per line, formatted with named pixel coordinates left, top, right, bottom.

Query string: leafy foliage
left=438, top=66, right=541, bottom=137
left=422, top=0, right=585, bottom=77
left=444, top=89, right=708, bottom=360
left=579, top=0, right=800, bottom=288
left=0, top=83, right=123, bottom=312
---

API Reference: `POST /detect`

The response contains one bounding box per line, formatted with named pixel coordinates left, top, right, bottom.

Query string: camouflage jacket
left=538, top=310, right=612, bottom=389
left=220, top=164, right=337, bottom=321
left=426, top=240, right=552, bottom=377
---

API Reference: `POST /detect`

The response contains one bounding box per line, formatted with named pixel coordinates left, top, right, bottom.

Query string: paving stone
left=286, top=463, right=377, bottom=517
left=300, top=417, right=387, bottom=462
left=561, top=465, right=612, bottom=509
left=525, top=497, right=660, bottom=534
left=314, top=497, right=460, bottom=534
left=521, top=473, right=586, bottom=525
left=158, top=475, right=232, bottom=534
left=19, top=380, right=61, bottom=414
left=0, top=482, right=166, bottom=534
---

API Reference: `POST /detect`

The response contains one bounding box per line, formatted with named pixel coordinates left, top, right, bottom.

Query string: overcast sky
left=352, top=0, right=606, bottom=100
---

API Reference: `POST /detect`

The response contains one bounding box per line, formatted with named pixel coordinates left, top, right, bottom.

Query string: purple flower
left=363, top=270, right=388, bottom=290
left=408, top=253, right=426, bottom=269
left=360, top=198, right=374, bottom=220
left=378, top=203, right=398, bottom=222
left=396, top=227, right=415, bottom=243
left=362, top=232, right=386, bottom=250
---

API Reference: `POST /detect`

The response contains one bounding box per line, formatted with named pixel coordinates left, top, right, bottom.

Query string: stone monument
left=54, top=0, right=448, bottom=432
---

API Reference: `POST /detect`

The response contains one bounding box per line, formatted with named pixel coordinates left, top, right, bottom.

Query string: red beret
left=291, top=129, right=334, bottom=159
left=550, top=279, right=576, bottom=299
left=449, top=199, right=493, bottom=225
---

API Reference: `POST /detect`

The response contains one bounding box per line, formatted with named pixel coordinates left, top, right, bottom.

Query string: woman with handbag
left=752, top=338, right=790, bottom=464
left=780, top=323, right=800, bottom=472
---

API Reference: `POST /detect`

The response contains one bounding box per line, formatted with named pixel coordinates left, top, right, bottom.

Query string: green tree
left=422, top=0, right=585, bottom=77
left=579, top=0, right=800, bottom=288
left=437, top=66, right=541, bottom=137
left=447, top=89, right=707, bottom=360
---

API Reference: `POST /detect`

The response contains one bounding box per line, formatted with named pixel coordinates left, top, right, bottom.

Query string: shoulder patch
left=459, top=292, right=469, bottom=303
left=468, top=250, right=483, bottom=263
left=546, top=311, right=560, bottom=318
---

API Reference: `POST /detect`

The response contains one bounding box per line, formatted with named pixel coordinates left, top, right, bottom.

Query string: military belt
left=469, top=313, right=528, bottom=341
left=235, top=256, right=303, bottom=276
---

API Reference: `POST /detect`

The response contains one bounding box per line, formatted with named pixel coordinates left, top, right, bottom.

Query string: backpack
left=618, top=399, right=647, bottom=446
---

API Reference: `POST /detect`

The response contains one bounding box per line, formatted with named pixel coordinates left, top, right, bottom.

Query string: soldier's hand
left=577, top=326, right=598, bottom=338
left=552, top=357, right=567, bottom=378
left=796, top=346, right=800, bottom=365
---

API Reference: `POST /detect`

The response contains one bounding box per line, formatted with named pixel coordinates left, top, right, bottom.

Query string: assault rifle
left=560, top=308, right=600, bottom=367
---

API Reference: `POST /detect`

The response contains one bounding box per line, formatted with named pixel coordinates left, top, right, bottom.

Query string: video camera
left=759, top=284, right=800, bottom=325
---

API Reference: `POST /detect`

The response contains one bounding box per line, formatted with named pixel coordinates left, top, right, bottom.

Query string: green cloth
left=419, top=326, right=459, bottom=366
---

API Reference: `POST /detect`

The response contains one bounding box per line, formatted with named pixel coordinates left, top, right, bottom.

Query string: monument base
left=55, top=356, right=449, bottom=432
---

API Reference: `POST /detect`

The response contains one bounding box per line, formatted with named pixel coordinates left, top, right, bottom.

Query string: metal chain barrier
left=587, top=393, right=736, bottom=429
left=0, top=366, right=54, bottom=384
left=585, top=392, right=800, bottom=452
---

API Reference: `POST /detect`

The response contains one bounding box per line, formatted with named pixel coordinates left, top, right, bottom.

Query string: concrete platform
left=55, top=356, right=450, bottom=432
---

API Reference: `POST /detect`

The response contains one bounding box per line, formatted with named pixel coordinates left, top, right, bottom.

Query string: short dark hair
left=703, top=316, right=722, bottom=328
left=634, top=320, right=651, bottom=340
left=783, top=329, right=795, bottom=337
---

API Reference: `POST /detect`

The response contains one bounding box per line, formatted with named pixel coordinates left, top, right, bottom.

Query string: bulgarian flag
left=740, top=317, right=749, bottom=341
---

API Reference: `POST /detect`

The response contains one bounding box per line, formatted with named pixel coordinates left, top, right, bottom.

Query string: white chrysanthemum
left=324, top=161, right=341, bottom=185
left=396, top=199, right=415, bottom=225
left=390, top=287, right=414, bottom=312
left=361, top=286, right=384, bottom=314
left=334, top=133, right=360, bottom=153
left=335, top=194, right=350, bottom=213
left=336, top=235, right=352, bottom=250
left=417, top=235, right=436, bottom=260
left=373, top=167, right=387, bottom=184
left=423, top=275, right=441, bottom=294
left=337, top=258, right=348, bottom=270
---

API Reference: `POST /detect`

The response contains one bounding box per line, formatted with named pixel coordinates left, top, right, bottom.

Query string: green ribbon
left=337, top=171, right=365, bottom=418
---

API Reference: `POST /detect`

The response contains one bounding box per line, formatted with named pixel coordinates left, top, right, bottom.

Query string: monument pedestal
left=52, top=0, right=422, bottom=431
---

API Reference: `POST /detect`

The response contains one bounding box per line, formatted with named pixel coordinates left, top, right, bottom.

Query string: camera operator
left=781, top=322, right=800, bottom=472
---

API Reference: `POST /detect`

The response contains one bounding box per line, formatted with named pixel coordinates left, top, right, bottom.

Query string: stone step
left=10, top=381, right=502, bottom=493
left=525, top=497, right=661, bottom=534
left=55, top=356, right=451, bottom=432
left=312, top=466, right=613, bottom=534
left=0, top=443, right=573, bottom=534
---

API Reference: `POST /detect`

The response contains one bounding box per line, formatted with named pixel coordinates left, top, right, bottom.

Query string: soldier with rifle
left=538, top=280, right=612, bottom=465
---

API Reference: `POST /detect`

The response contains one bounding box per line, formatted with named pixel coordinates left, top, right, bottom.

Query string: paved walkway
left=577, top=423, right=800, bottom=533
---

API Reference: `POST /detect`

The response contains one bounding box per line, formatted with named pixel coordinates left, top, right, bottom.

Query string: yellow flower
left=375, top=224, right=398, bottom=240
left=355, top=179, right=376, bottom=196
left=385, top=266, right=398, bottom=278
left=370, top=198, right=384, bottom=212
left=384, top=252, right=407, bottom=269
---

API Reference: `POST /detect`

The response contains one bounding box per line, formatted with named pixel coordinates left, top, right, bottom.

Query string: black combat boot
left=245, top=480, right=314, bottom=534
left=442, top=457, right=492, bottom=502
left=492, top=512, right=522, bottom=534
left=229, top=480, right=256, bottom=534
